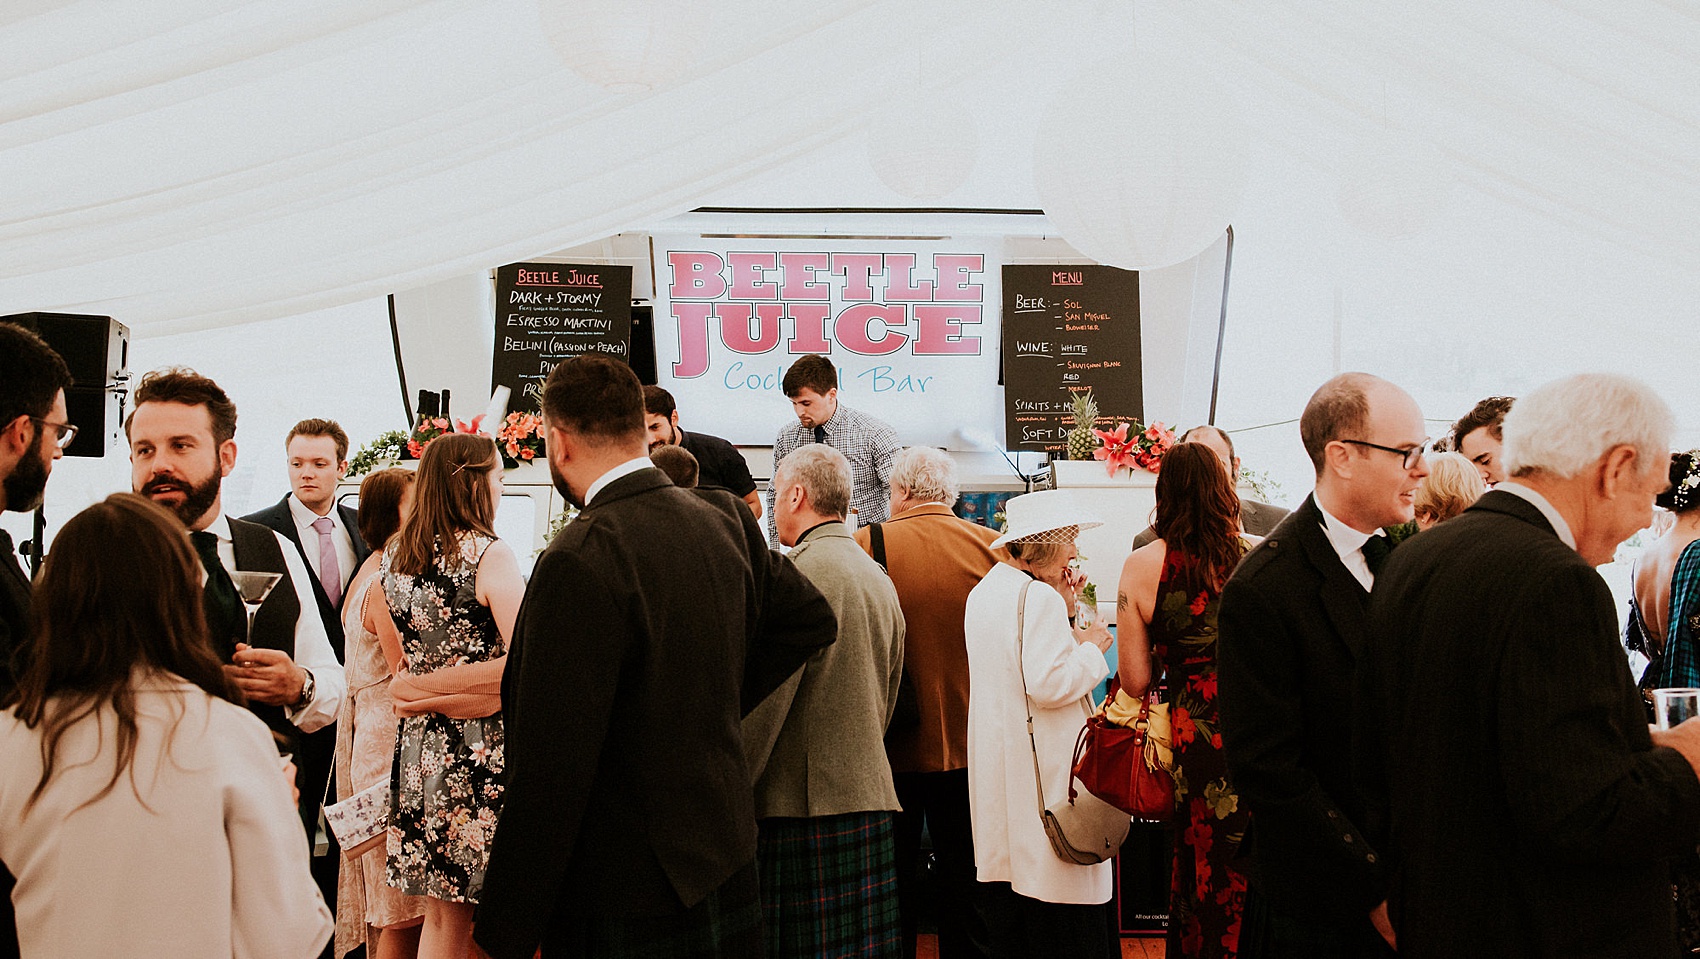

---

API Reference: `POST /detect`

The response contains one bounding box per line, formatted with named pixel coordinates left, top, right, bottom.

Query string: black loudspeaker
left=1, top=312, right=130, bottom=458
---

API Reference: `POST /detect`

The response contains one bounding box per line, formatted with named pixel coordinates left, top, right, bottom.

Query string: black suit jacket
left=1357, top=490, right=1700, bottom=958
left=1218, top=494, right=1386, bottom=925
left=0, top=533, right=25, bottom=959
left=0, top=531, right=29, bottom=701
left=473, top=468, right=836, bottom=959
left=243, top=495, right=369, bottom=658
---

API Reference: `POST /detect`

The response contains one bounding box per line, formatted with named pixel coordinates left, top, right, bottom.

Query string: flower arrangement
left=1092, top=420, right=1178, bottom=476
left=494, top=411, right=546, bottom=469
left=347, top=429, right=409, bottom=479
left=406, top=416, right=453, bottom=459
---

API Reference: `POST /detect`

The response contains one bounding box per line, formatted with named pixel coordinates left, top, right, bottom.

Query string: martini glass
left=229, top=571, right=283, bottom=642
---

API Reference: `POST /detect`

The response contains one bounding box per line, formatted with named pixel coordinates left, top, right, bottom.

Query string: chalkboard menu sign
left=492, top=262, right=634, bottom=410
left=1001, top=264, right=1141, bottom=451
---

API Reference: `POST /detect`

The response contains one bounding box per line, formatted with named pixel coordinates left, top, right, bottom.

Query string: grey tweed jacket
left=743, top=521, right=905, bottom=819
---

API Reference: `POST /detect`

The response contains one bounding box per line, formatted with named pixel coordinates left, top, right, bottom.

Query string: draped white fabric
left=3, top=0, right=1699, bottom=458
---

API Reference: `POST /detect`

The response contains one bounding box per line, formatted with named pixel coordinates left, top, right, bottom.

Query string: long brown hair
left=390, top=433, right=498, bottom=576
left=5, top=493, right=239, bottom=811
left=1153, top=442, right=1244, bottom=588
left=358, top=467, right=415, bottom=548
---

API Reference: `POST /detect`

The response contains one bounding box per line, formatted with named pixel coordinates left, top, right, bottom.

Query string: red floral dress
left=1150, top=542, right=1250, bottom=958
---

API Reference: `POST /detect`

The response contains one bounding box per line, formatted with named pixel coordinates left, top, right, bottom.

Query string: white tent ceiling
left=4, top=0, right=1699, bottom=470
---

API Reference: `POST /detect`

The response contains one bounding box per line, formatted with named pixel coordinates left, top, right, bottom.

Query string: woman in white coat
left=0, top=493, right=332, bottom=959
left=964, top=490, right=1118, bottom=958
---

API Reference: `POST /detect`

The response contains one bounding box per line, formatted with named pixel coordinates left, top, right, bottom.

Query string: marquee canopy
left=5, top=0, right=1699, bottom=452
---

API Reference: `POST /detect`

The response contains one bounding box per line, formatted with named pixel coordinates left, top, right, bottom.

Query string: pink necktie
left=311, top=516, right=342, bottom=607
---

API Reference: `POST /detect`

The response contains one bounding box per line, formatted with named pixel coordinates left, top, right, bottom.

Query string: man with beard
left=0, top=321, right=73, bottom=959
left=643, top=385, right=761, bottom=516
left=0, top=322, right=73, bottom=698
left=126, top=368, right=344, bottom=836
left=472, top=355, right=837, bottom=959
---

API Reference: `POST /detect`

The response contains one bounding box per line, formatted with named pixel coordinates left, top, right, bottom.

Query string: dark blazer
left=1357, top=490, right=1700, bottom=958
left=243, top=495, right=369, bottom=657
left=0, top=532, right=29, bottom=701
left=473, top=468, right=836, bottom=959
left=0, top=533, right=25, bottom=959
left=1131, top=497, right=1289, bottom=550
left=1218, top=494, right=1386, bottom=926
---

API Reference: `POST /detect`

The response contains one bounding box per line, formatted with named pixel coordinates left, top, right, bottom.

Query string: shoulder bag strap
left=869, top=522, right=887, bottom=572
left=1014, top=579, right=1050, bottom=817
left=1016, top=579, right=1101, bottom=819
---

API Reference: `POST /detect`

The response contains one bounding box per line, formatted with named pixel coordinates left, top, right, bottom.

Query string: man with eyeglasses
left=1218, top=372, right=1429, bottom=959
left=0, top=320, right=74, bottom=959
left=0, top=322, right=74, bottom=699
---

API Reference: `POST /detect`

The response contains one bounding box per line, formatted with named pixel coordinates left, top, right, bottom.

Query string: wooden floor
left=912, top=935, right=1165, bottom=958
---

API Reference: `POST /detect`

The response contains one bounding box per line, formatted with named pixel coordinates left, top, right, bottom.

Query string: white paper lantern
left=539, top=0, right=711, bottom=93
left=1034, top=53, right=1249, bottom=270
left=866, top=100, right=980, bottom=200
left=1337, top=131, right=1456, bottom=239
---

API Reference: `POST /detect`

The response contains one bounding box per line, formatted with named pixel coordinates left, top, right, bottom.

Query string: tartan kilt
left=541, top=861, right=764, bottom=959
left=757, top=811, right=901, bottom=959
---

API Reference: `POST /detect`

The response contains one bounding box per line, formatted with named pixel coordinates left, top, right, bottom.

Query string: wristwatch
left=292, top=668, right=316, bottom=710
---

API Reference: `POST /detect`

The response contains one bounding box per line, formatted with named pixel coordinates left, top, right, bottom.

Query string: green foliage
left=347, top=430, right=408, bottom=478
left=1237, top=466, right=1288, bottom=506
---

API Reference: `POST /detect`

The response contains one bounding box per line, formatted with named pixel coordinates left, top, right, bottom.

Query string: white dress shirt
left=1494, top=481, right=1578, bottom=550
left=203, top=512, right=345, bottom=733
left=1316, top=499, right=1386, bottom=591
left=584, top=456, right=656, bottom=506
left=286, top=493, right=357, bottom=594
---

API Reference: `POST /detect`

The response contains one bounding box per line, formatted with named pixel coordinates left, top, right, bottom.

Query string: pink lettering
left=830, top=253, right=883, bottom=301
left=836, top=303, right=909, bottom=355
left=786, top=303, right=833, bottom=353
left=933, top=254, right=984, bottom=301
left=883, top=254, right=934, bottom=301
left=715, top=303, right=783, bottom=354
left=779, top=253, right=830, bottom=300
left=913, top=305, right=982, bottom=354
left=671, top=302, right=714, bottom=378
left=727, top=252, right=778, bottom=299
left=667, top=251, right=726, bottom=299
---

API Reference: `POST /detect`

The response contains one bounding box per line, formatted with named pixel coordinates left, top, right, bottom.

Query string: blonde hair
left=1414, top=451, right=1487, bottom=526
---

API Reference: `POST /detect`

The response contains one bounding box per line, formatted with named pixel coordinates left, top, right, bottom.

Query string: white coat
left=0, top=671, right=333, bottom=959
left=964, top=562, right=1112, bottom=904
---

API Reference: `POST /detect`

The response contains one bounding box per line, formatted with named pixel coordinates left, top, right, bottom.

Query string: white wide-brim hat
left=989, top=489, right=1104, bottom=550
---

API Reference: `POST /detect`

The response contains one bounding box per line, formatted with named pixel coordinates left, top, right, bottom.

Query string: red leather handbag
left=1072, top=691, right=1175, bottom=821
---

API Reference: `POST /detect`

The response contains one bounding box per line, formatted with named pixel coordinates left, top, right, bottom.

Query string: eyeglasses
left=29, top=416, right=78, bottom=450
left=1340, top=437, right=1429, bottom=470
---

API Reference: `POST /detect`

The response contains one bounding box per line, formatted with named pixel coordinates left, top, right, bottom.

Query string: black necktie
left=813, top=425, right=827, bottom=445
left=1362, top=533, right=1393, bottom=576
left=191, top=530, right=243, bottom=648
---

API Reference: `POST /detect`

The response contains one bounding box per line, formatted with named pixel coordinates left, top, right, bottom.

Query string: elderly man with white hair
left=1357, top=373, right=1700, bottom=959
left=854, top=446, right=1004, bottom=959
left=749, top=442, right=906, bottom=958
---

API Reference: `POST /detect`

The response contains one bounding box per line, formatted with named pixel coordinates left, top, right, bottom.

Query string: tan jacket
left=854, top=504, right=1003, bottom=773
left=744, top=522, right=905, bottom=818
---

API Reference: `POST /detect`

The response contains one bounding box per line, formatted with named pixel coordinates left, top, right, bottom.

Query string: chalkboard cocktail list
left=1001, top=265, right=1142, bottom=453
left=492, top=262, right=634, bottom=411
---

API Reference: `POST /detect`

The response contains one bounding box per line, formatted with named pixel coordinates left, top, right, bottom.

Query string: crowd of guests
left=5, top=319, right=1700, bottom=959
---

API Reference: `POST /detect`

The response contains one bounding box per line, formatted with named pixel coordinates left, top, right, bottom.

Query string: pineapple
left=1066, top=390, right=1099, bottom=460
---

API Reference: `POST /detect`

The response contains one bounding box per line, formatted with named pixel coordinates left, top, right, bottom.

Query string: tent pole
left=388, top=294, right=413, bottom=425
left=1208, top=225, right=1234, bottom=425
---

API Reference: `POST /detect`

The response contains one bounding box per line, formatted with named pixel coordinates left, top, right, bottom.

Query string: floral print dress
left=381, top=533, right=505, bottom=903
left=1150, top=542, right=1251, bottom=958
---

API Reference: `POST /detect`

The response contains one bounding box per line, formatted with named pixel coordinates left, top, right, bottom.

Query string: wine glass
left=1655, top=687, right=1700, bottom=730
left=229, top=571, right=283, bottom=642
